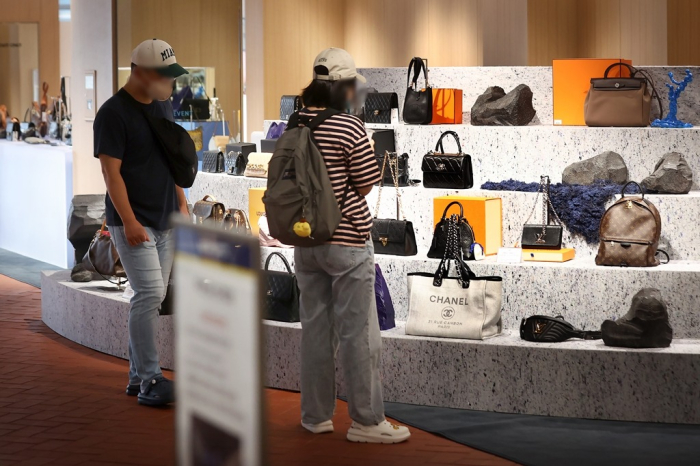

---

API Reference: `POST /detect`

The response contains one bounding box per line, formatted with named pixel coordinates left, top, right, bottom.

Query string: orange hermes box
left=432, top=88, right=463, bottom=124
left=552, top=59, right=632, bottom=126
left=248, top=187, right=266, bottom=235
left=433, top=196, right=502, bottom=256
left=522, top=248, right=575, bottom=263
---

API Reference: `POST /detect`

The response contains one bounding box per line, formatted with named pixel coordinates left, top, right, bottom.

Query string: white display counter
left=0, top=141, right=73, bottom=268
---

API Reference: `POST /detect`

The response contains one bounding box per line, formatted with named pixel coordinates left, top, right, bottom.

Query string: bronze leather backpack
left=595, top=182, right=662, bottom=267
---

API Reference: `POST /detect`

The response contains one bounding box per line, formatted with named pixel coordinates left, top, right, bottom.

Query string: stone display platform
left=41, top=270, right=700, bottom=424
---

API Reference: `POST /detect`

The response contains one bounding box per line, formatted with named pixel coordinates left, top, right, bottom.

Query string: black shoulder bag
left=403, top=57, right=432, bottom=125
left=520, top=315, right=601, bottom=342
left=263, top=252, right=300, bottom=323
left=428, top=201, right=476, bottom=260
left=521, top=175, right=563, bottom=250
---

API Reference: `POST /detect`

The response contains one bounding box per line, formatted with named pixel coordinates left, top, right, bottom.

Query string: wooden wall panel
left=477, top=0, right=528, bottom=66
left=619, top=0, right=667, bottom=65
left=0, top=0, right=60, bottom=110
left=576, top=0, right=621, bottom=58
left=668, top=0, right=700, bottom=65
left=125, top=0, right=242, bottom=121
left=527, top=0, right=578, bottom=65
left=263, top=0, right=345, bottom=119
left=343, top=0, right=479, bottom=68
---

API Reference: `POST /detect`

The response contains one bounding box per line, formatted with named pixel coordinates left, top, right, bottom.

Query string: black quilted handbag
left=202, top=150, right=224, bottom=173
left=403, top=57, right=432, bottom=125
left=422, top=131, right=473, bottom=189
left=365, top=91, right=398, bottom=124
left=375, top=151, right=410, bottom=187
left=520, top=315, right=601, bottom=342
left=370, top=155, right=418, bottom=256
left=280, top=95, right=302, bottom=121
left=263, top=252, right=300, bottom=323
left=427, top=201, right=476, bottom=260
left=224, top=151, right=247, bottom=176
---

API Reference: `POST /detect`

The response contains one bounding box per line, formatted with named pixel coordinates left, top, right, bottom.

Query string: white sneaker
left=301, top=420, right=334, bottom=434
left=347, top=420, right=411, bottom=444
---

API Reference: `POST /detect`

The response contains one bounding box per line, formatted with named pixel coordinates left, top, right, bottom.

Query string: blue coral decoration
left=652, top=69, right=693, bottom=129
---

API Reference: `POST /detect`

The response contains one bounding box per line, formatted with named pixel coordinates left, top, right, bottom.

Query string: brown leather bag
left=595, top=182, right=663, bottom=267
left=223, top=208, right=252, bottom=235
left=82, top=221, right=127, bottom=279
left=584, top=63, right=657, bottom=127
left=193, top=194, right=225, bottom=225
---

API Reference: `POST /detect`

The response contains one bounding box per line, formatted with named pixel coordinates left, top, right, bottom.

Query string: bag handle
left=432, top=214, right=474, bottom=289
left=374, top=152, right=406, bottom=221
left=603, top=62, right=637, bottom=79
left=440, top=201, right=464, bottom=220
left=264, top=252, right=293, bottom=273
left=435, top=131, right=462, bottom=154
left=202, top=194, right=217, bottom=202
left=406, top=57, right=429, bottom=90
left=620, top=181, right=644, bottom=199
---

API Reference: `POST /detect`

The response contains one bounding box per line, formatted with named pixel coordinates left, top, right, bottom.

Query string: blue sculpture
left=652, top=69, right=693, bottom=128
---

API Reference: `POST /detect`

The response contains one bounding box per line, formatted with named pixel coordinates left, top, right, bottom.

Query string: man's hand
left=124, top=220, right=150, bottom=246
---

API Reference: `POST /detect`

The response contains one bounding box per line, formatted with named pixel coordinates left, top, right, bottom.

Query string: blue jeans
left=111, top=226, right=174, bottom=391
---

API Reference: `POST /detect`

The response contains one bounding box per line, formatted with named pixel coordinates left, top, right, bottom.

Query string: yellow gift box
left=248, top=187, right=267, bottom=235
left=522, top=248, right=575, bottom=263
left=433, top=196, right=502, bottom=256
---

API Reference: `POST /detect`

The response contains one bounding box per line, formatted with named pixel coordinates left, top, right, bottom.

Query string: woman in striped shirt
left=293, top=48, right=410, bottom=444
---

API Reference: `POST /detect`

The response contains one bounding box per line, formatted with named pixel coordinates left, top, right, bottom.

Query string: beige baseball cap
left=131, top=39, right=188, bottom=78
left=313, top=48, right=365, bottom=83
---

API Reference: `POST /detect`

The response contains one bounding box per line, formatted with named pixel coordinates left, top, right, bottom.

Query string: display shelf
left=192, top=173, right=700, bottom=261
left=259, top=247, right=700, bottom=339
left=41, top=269, right=700, bottom=424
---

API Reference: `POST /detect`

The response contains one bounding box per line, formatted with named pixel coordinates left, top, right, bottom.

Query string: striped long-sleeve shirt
left=298, top=110, right=381, bottom=247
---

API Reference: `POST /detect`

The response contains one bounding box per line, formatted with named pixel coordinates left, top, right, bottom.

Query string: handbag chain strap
left=442, top=214, right=464, bottom=287
left=524, top=176, right=563, bottom=240
left=374, top=151, right=406, bottom=220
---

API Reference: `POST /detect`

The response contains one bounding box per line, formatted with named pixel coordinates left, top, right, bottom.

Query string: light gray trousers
left=294, top=240, right=385, bottom=426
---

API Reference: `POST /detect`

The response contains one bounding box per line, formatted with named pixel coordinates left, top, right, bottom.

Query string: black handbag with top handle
left=521, top=175, right=563, bottom=250
left=263, top=252, right=300, bottom=323
left=370, top=154, right=418, bottom=256
left=403, top=57, right=432, bottom=125
left=365, top=91, right=399, bottom=124
left=427, top=201, right=476, bottom=260
left=422, top=131, right=473, bottom=189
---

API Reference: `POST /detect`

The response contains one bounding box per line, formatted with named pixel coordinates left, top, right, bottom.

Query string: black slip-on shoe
left=137, top=376, right=175, bottom=407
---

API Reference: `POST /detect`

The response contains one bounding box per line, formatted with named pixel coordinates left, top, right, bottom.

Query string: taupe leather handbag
left=82, top=221, right=127, bottom=281
left=584, top=63, right=660, bottom=127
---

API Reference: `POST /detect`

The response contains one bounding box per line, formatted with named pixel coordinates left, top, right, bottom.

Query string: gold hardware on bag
left=436, top=163, right=446, bottom=171
left=534, top=322, right=546, bottom=334
left=373, top=109, right=380, bottom=116
left=626, top=200, right=633, bottom=209
left=380, top=237, right=388, bottom=247
left=266, top=290, right=272, bottom=296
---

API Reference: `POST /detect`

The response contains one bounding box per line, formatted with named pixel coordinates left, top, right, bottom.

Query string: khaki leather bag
left=595, top=182, right=662, bottom=267
left=584, top=63, right=654, bottom=127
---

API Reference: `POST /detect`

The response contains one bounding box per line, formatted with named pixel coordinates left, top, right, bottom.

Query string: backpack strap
left=288, top=108, right=341, bottom=130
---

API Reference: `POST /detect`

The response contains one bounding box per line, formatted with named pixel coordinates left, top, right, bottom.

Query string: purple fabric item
left=266, top=122, right=287, bottom=139
left=375, top=264, right=396, bottom=330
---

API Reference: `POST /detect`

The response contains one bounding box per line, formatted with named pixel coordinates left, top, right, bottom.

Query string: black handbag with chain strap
left=428, top=201, right=476, bottom=260
left=371, top=154, right=418, bottom=256
left=521, top=175, right=563, bottom=249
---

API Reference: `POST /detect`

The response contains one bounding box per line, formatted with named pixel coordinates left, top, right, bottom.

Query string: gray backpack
left=263, top=109, right=346, bottom=247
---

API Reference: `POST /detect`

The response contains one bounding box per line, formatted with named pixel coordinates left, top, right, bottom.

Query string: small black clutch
left=521, top=224, right=563, bottom=250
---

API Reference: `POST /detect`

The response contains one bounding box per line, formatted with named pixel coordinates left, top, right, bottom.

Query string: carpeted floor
left=382, top=401, right=700, bottom=466
left=0, top=248, right=63, bottom=288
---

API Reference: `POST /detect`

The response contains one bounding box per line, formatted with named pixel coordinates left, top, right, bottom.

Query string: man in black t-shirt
left=94, top=39, right=189, bottom=407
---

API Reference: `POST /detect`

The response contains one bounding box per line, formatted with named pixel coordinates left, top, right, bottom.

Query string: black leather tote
left=365, top=91, right=398, bottom=124
left=371, top=154, right=418, bottom=256
left=403, top=57, right=432, bottom=125
left=427, top=201, right=475, bottom=260
left=263, top=253, right=300, bottom=323
left=422, top=131, right=473, bottom=189
left=520, top=315, right=601, bottom=342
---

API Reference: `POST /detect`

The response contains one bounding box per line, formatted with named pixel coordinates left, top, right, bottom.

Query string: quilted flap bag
left=370, top=153, right=418, bottom=256
left=280, top=95, right=302, bottom=121
left=224, top=151, right=247, bottom=176
left=365, top=91, right=399, bottom=124
left=244, top=152, right=273, bottom=178
left=422, top=131, right=473, bottom=189
left=193, top=195, right=226, bottom=225
left=263, top=252, right=300, bottom=323
left=202, top=150, right=224, bottom=173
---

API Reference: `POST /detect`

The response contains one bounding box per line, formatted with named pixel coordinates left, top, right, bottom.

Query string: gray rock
left=641, top=152, right=693, bottom=194
left=601, top=288, right=672, bottom=348
left=471, top=84, right=536, bottom=126
left=67, top=195, right=105, bottom=264
left=562, top=151, right=629, bottom=185
left=70, top=263, right=94, bottom=282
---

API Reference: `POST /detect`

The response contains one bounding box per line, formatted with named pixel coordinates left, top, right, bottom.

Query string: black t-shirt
left=93, top=88, right=178, bottom=231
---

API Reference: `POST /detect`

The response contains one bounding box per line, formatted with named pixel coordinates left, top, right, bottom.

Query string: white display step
left=191, top=172, right=700, bottom=261
left=260, top=247, right=700, bottom=340
left=40, top=270, right=700, bottom=424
